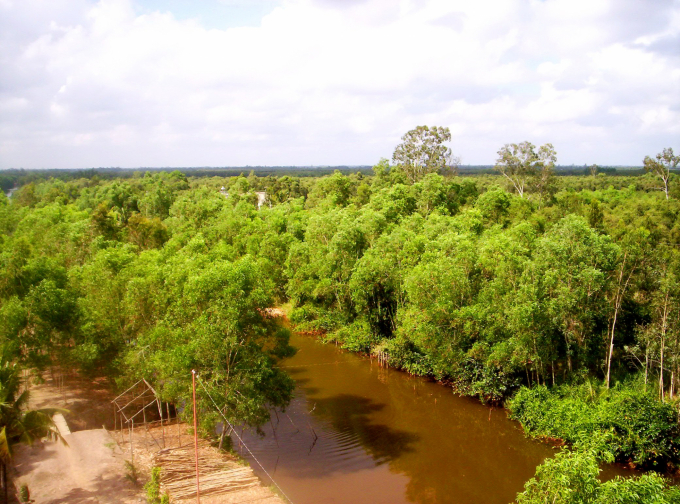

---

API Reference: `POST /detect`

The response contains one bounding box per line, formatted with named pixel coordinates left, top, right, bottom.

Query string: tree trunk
left=660, top=334, right=666, bottom=402
left=606, top=306, right=619, bottom=388
left=671, top=371, right=675, bottom=399
left=645, top=347, right=649, bottom=391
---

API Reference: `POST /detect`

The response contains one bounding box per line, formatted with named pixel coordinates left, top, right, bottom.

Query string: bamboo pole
left=161, top=401, right=166, bottom=448
left=192, top=370, right=201, bottom=504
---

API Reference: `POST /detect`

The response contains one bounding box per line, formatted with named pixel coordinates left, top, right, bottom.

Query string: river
left=237, top=332, right=569, bottom=504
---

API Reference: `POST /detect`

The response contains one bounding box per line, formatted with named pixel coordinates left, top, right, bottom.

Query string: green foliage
left=476, top=187, right=511, bottom=225
left=515, top=449, right=679, bottom=504
left=508, top=384, right=680, bottom=467
left=3, top=166, right=680, bottom=491
left=19, top=484, right=29, bottom=503
left=392, top=126, right=456, bottom=183
left=325, top=318, right=378, bottom=353
left=144, top=466, right=169, bottom=504
left=124, top=460, right=139, bottom=486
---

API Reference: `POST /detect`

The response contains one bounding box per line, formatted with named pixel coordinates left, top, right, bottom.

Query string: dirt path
left=11, top=371, right=143, bottom=503
left=12, top=371, right=286, bottom=504
left=13, top=428, right=141, bottom=504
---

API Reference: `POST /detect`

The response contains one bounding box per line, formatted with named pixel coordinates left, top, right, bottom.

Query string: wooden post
left=192, top=370, right=201, bottom=504
left=143, top=407, right=148, bottom=447
left=159, top=399, right=166, bottom=449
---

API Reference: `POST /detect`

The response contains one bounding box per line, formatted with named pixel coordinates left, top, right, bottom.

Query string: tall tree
left=392, top=126, right=458, bottom=184
left=643, top=147, right=679, bottom=200
left=605, top=229, right=648, bottom=388
left=644, top=247, right=680, bottom=401
left=533, top=215, right=617, bottom=373
left=494, top=141, right=556, bottom=198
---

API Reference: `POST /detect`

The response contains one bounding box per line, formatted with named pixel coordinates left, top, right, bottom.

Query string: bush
left=383, top=335, right=434, bottom=376
left=144, top=466, right=169, bottom=504
left=325, top=318, right=378, bottom=353
left=516, top=449, right=679, bottom=504
left=508, top=383, right=680, bottom=467
left=289, top=304, right=347, bottom=333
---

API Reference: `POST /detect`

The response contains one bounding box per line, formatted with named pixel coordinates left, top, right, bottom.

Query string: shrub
left=508, top=383, right=680, bottom=467
left=516, top=449, right=679, bottom=504
left=144, top=466, right=169, bottom=504
left=325, top=318, right=378, bottom=353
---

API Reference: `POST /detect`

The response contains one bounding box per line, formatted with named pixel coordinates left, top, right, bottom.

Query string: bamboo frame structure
left=111, top=379, right=170, bottom=452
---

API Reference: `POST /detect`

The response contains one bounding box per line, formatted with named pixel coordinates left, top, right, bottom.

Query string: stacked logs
left=154, top=440, right=261, bottom=500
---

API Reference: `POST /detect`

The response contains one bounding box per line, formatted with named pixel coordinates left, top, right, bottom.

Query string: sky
left=0, top=0, right=678, bottom=168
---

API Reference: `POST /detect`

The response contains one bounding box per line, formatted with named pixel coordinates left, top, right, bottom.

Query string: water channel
left=237, top=332, right=551, bottom=503
left=239, top=332, right=627, bottom=504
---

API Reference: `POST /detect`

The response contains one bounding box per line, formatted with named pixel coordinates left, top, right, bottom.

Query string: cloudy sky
left=0, top=0, right=678, bottom=168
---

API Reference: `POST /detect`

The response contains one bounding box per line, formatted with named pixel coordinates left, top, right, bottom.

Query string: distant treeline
left=0, top=166, right=372, bottom=190
left=0, top=164, right=647, bottom=192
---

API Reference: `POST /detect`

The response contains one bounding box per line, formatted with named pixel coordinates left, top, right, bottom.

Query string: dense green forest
left=1, top=141, right=680, bottom=502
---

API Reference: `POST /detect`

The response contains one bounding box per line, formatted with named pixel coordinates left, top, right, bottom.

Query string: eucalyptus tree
left=642, top=246, right=680, bottom=401
left=605, top=228, right=649, bottom=389
left=644, top=147, right=679, bottom=200
left=533, top=215, right=618, bottom=373
left=494, top=141, right=556, bottom=199
left=392, top=126, right=458, bottom=184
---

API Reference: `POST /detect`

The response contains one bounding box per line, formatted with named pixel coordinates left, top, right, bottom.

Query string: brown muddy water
left=237, top=333, right=623, bottom=504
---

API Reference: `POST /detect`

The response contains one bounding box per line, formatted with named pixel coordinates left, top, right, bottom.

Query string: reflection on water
left=238, top=333, right=553, bottom=504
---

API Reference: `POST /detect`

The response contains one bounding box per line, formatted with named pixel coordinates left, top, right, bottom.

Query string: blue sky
left=0, top=0, right=678, bottom=168
left=133, top=1, right=281, bottom=29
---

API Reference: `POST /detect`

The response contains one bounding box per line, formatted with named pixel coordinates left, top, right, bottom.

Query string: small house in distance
left=255, top=191, right=268, bottom=209
left=219, top=187, right=268, bottom=210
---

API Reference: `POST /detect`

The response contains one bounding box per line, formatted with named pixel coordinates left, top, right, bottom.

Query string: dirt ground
left=25, top=369, right=117, bottom=432
left=11, top=371, right=141, bottom=503
left=13, top=428, right=142, bottom=504
left=11, top=370, right=285, bottom=504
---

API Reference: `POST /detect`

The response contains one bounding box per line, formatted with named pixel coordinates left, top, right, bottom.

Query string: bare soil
left=12, top=370, right=285, bottom=504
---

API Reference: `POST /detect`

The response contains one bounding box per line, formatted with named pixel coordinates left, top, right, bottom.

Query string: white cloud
left=0, top=0, right=678, bottom=168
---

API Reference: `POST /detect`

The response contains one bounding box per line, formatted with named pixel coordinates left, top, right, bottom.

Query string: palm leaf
left=15, top=410, right=68, bottom=447
left=0, top=426, right=10, bottom=463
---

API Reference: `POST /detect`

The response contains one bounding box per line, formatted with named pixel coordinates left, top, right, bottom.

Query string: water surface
left=239, top=333, right=554, bottom=504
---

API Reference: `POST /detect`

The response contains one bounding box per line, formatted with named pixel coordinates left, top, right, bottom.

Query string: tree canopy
left=392, top=126, right=458, bottom=183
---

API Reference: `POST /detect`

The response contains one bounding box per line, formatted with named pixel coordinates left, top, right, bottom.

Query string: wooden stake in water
left=192, top=370, right=201, bottom=504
